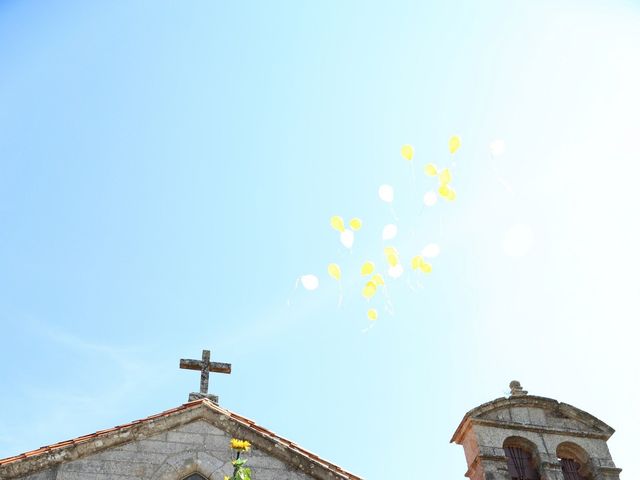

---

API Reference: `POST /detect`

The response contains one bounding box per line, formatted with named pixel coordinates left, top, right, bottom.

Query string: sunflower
left=230, top=438, right=251, bottom=452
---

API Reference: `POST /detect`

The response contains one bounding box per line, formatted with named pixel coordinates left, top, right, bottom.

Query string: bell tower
left=451, top=381, right=622, bottom=480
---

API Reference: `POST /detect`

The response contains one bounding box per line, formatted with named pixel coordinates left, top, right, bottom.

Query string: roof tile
left=0, top=399, right=362, bottom=479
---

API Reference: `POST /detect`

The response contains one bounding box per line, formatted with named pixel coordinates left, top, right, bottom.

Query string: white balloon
left=340, top=229, right=354, bottom=249
left=378, top=184, right=394, bottom=203
left=421, top=243, right=440, bottom=258
left=490, top=139, right=506, bottom=156
left=388, top=264, right=404, bottom=278
left=300, top=274, right=319, bottom=291
left=382, top=224, right=398, bottom=240
left=423, top=191, right=438, bottom=207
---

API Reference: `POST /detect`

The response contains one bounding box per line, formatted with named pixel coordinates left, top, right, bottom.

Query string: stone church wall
left=17, top=420, right=313, bottom=480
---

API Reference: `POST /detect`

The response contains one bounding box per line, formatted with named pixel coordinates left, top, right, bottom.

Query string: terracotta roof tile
left=0, top=399, right=362, bottom=479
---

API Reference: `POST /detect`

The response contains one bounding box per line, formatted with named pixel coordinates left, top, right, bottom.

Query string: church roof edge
left=0, top=399, right=363, bottom=480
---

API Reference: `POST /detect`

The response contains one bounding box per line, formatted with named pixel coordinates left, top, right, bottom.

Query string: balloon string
left=382, top=285, right=395, bottom=315
left=388, top=204, right=400, bottom=222
left=410, top=161, right=419, bottom=206
left=407, top=271, right=418, bottom=292
left=286, top=277, right=301, bottom=307
left=361, top=322, right=376, bottom=334
left=337, top=280, right=343, bottom=308
left=489, top=153, right=514, bottom=194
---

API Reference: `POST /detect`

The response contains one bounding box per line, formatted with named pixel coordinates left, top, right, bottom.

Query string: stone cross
left=179, top=349, right=231, bottom=404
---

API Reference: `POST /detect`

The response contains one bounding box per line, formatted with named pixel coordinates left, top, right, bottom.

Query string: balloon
left=400, top=144, right=414, bottom=160
left=330, top=216, right=345, bottom=232
left=388, top=264, right=404, bottom=278
left=371, top=273, right=385, bottom=286
left=382, top=223, right=398, bottom=240
left=445, top=187, right=456, bottom=201
left=384, top=246, right=399, bottom=266
left=349, top=218, right=363, bottom=231
left=422, top=243, right=440, bottom=258
left=378, top=184, right=394, bottom=203
left=327, top=263, right=341, bottom=280
left=423, top=191, right=438, bottom=207
left=438, top=184, right=456, bottom=200
left=383, top=246, right=398, bottom=257
left=367, top=308, right=378, bottom=321
left=490, top=139, right=506, bottom=156
left=361, top=261, right=375, bottom=276
left=362, top=281, right=377, bottom=299
left=424, top=163, right=438, bottom=177
left=419, top=261, right=432, bottom=274
left=438, top=183, right=452, bottom=198
left=340, top=229, right=354, bottom=249
left=300, top=275, right=319, bottom=291
left=439, top=168, right=452, bottom=185
left=449, top=135, right=461, bottom=154
left=411, top=255, right=433, bottom=273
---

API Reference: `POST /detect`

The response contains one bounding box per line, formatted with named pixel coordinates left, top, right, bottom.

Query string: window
left=557, top=442, right=592, bottom=480
left=504, top=446, right=540, bottom=480
left=561, top=458, right=588, bottom=480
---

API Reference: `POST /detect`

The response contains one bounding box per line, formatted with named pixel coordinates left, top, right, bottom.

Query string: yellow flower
left=230, top=438, right=251, bottom=452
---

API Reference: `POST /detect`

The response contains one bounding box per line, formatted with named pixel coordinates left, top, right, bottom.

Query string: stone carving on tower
left=451, top=381, right=622, bottom=480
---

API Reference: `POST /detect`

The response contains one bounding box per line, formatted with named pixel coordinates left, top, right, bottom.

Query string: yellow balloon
left=439, top=168, right=452, bottom=185
left=411, top=255, right=422, bottom=270
left=349, top=217, right=363, bottom=231
left=384, top=248, right=400, bottom=267
left=362, top=281, right=377, bottom=299
left=330, top=216, right=345, bottom=232
left=419, top=261, right=433, bottom=274
left=445, top=187, right=456, bottom=201
left=367, top=308, right=378, bottom=321
left=401, top=144, right=414, bottom=161
left=371, top=273, right=385, bottom=286
left=361, top=261, right=375, bottom=276
left=424, top=163, right=438, bottom=177
left=328, top=263, right=341, bottom=280
left=383, top=246, right=399, bottom=261
left=449, top=135, right=461, bottom=154
left=438, top=183, right=452, bottom=198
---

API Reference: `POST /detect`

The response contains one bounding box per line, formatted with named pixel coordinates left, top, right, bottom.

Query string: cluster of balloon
left=296, top=136, right=462, bottom=328
left=330, top=215, right=362, bottom=249
left=421, top=135, right=460, bottom=202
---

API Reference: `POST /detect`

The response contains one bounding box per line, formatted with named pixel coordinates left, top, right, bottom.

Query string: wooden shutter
left=505, top=447, right=540, bottom=480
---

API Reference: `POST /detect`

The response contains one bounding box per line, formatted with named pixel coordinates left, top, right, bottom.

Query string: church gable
left=19, top=420, right=310, bottom=480
left=0, top=400, right=361, bottom=480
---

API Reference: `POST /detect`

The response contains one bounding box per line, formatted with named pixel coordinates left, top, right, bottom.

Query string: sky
left=1, top=1, right=639, bottom=479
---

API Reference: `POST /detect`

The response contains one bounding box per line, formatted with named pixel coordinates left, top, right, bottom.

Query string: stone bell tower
left=451, top=381, right=622, bottom=480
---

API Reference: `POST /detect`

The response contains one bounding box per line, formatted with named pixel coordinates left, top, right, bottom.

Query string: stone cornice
left=451, top=395, right=614, bottom=444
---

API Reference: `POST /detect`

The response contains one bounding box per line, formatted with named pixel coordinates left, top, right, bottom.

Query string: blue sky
left=1, top=1, right=639, bottom=479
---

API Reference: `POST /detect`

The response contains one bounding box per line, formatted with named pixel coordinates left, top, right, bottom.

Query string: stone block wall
left=18, top=420, right=313, bottom=480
